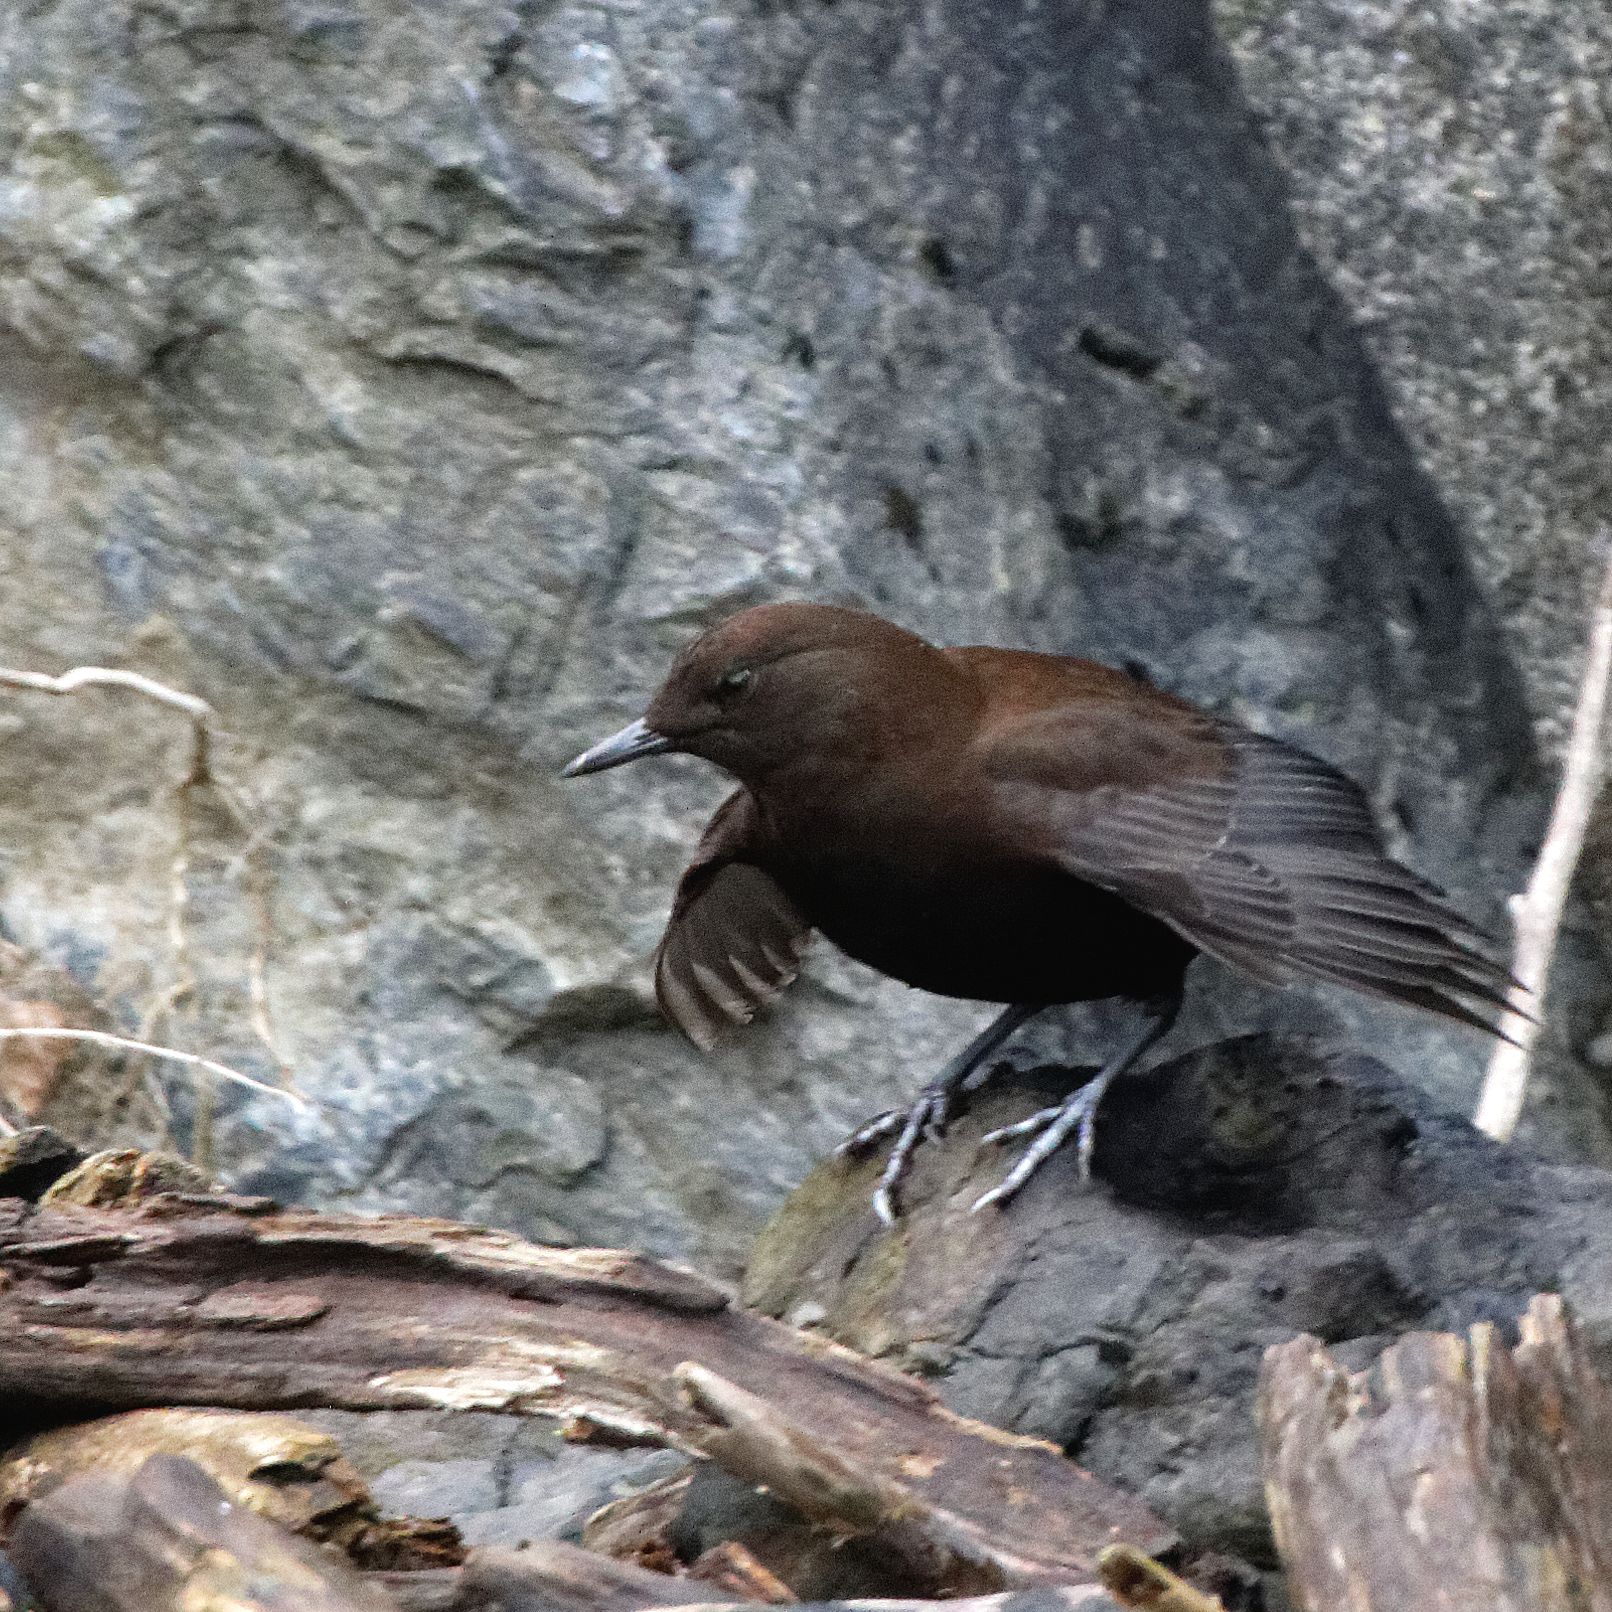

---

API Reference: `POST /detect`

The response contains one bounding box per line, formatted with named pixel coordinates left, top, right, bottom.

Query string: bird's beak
left=562, top=716, right=674, bottom=777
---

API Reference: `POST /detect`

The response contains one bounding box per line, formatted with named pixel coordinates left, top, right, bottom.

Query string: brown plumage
left=564, top=602, right=1514, bottom=1217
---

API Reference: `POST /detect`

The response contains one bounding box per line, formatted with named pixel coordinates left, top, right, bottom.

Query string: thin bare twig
left=1475, top=539, right=1612, bottom=1142
left=117, top=980, right=192, bottom=1145
left=0, top=663, right=298, bottom=1139
left=0, top=665, right=213, bottom=717
left=0, top=1029, right=309, bottom=1110
left=231, top=817, right=293, bottom=1085
left=0, top=666, right=213, bottom=774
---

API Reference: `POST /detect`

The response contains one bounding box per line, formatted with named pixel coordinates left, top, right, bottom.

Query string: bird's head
left=562, top=602, right=960, bottom=788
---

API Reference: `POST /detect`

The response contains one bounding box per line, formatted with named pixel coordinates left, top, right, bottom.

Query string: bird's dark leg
left=971, top=991, right=1181, bottom=1213
left=838, top=1002, right=1043, bottom=1226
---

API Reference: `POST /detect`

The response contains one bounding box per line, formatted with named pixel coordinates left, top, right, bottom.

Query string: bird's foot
left=837, top=1083, right=956, bottom=1226
left=835, top=1083, right=956, bottom=1158
left=971, top=1074, right=1111, bottom=1213
left=836, top=1004, right=1045, bottom=1225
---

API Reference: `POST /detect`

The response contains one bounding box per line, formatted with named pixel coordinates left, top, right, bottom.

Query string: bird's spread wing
left=654, top=789, right=812, bottom=1050
left=985, top=700, right=1515, bottom=1035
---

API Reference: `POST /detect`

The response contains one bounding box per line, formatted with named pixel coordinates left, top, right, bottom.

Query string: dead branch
left=685, top=1542, right=797, bottom=1603
left=674, top=1363, right=924, bottom=1533
left=0, top=1406, right=462, bottom=1573
left=1476, top=538, right=1612, bottom=1141
left=673, top=1363, right=1001, bottom=1595
left=0, top=1173, right=1172, bottom=1590
left=456, top=1542, right=745, bottom=1612
left=0, top=1409, right=354, bottom=1527
left=1258, top=1293, right=1612, bottom=1611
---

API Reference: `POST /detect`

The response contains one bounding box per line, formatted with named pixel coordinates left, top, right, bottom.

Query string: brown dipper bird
left=564, top=602, right=1512, bottom=1221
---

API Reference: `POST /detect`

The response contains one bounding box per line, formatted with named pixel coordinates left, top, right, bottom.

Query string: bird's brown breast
left=736, top=651, right=1216, bottom=1006
left=755, top=780, right=1195, bottom=1005
left=780, top=851, right=1194, bottom=1003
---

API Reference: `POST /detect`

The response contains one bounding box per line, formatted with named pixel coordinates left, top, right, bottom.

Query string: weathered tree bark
left=370, top=1541, right=749, bottom=1612
left=683, top=1541, right=796, bottom=1603
left=373, top=1573, right=1115, bottom=1612
left=0, top=1407, right=462, bottom=1570
left=8, top=1453, right=399, bottom=1612
left=1094, top=1546, right=1227, bottom=1612
left=0, top=1180, right=1171, bottom=1591
left=1258, top=1293, right=1612, bottom=1611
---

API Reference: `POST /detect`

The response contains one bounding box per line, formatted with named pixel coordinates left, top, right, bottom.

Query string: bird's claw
left=842, top=1085, right=953, bottom=1225
left=979, top=1104, right=1062, bottom=1146
left=836, top=1109, right=904, bottom=1157
left=971, top=1083, right=1105, bottom=1212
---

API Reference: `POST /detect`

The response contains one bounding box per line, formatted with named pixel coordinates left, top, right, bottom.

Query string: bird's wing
left=654, top=789, right=813, bottom=1051
left=984, top=702, right=1515, bottom=1035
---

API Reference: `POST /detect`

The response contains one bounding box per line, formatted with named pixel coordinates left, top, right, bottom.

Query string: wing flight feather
left=988, top=707, right=1516, bottom=1035
left=653, top=790, right=812, bottom=1050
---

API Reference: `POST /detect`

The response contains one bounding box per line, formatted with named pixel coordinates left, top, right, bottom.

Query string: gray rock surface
left=0, top=0, right=1599, bottom=1269
left=1219, top=0, right=1612, bottom=746
left=744, top=1034, right=1612, bottom=1568
left=296, top=1409, right=687, bottom=1549
left=1217, top=0, right=1612, bottom=1146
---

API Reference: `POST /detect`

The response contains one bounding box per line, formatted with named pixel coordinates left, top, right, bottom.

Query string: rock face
left=1217, top=0, right=1612, bottom=1151
left=744, top=1034, right=1612, bottom=1565
left=1219, top=0, right=1612, bottom=744
left=0, top=0, right=1600, bottom=1267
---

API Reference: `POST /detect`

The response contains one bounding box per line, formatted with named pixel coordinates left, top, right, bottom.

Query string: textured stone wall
left=1220, top=0, right=1612, bottom=741
left=1218, top=0, right=1612, bottom=1149
left=0, top=0, right=1602, bottom=1271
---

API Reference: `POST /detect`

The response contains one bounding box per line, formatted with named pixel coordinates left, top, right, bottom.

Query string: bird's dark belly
left=774, top=854, right=1194, bottom=1005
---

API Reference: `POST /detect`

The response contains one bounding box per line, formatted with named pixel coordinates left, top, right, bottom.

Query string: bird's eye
left=713, top=665, right=753, bottom=703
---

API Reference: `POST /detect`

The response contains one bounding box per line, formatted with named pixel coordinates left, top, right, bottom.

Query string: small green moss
left=743, top=1150, right=876, bottom=1314
left=743, top=1150, right=919, bottom=1360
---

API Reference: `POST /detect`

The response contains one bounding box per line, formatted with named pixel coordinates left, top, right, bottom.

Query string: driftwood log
left=366, top=1559, right=1209, bottom=1612
left=375, top=1578, right=1115, bottom=1612
left=11, top=1462, right=766, bottom=1612
left=368, top=1550, right=1147, bottom=1612
left=5, top=1466, right=1142, bottom=1612
left=373, top=1541, right=752, bottom=1612
left=1093, top=1547, right=1227, bottom=1612
left=8, top=1453, right=398, bottom=1612
left=0, top=1407, right=462, bottom=1570
left=25, top=1126, right=1612, bottom=1610
left=0, top=1149, right=1170, bottom=1595
left=1259, top=1293, right=1612, bottom=1611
